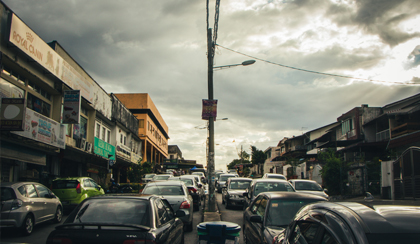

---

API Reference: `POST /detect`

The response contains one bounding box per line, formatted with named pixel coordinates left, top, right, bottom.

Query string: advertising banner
left=94, top=137, right=115, bottom=160
left=202, top=99, right=218, bottom=120
left=13, top=108, right=66, bottom=149
left=0, top=98, right=25, bottom=131
left=63, top=90, right=81, bottom=124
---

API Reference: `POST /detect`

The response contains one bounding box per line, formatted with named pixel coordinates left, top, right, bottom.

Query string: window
left=290, top=221, right=322, bottom=244
left=107, top=131, right=110, bottom=143
left=251, top=195, right=264, bottom=214
left=96, top=124, right=100, bottom=138
left=139, top=119, right=144, bottom=128
left=0, top=77, right=24, bottom=98
left=256, top=197, right=268, bottom=217
left=156, top=199, right=172, bottom=226
left=27, top=92, right=51, bottom=117
left=124, top=136, right=126, bottom=145
left=26, top=184, right=38, bottom=198
left=83, top=179, right=92, bottom=187
left=35, top=184, right=50, bottom=198
left=102, top=127, right=106, bottom=140
left=341, top=119, right=352, bottom=135
left=120, top=134, right=123, bottom=143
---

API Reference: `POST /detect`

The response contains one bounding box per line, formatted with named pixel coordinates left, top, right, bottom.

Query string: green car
left=51, top=177, right=105, bottom=212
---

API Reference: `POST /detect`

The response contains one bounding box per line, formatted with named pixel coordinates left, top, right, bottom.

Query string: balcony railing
left=391, top=122, right=420, bottom=138
left=376, top=129, right=390, bottom=142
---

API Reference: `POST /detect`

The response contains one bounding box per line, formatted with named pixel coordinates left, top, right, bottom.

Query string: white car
left=262, top=173, right=287, bottom=180
left=288, top=179, right=329, bottom=199
left=142, top=173, right=156, bottom=183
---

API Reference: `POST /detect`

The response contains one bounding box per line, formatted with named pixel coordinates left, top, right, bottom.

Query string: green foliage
left=319, top=149, right=346, bottom=196
left=127, top=160, right=153, bottom=183
left=250, top=145, right=265, bottom=165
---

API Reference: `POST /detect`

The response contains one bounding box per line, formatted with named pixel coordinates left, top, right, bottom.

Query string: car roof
left=306, top=202, right=420, bottom=234
left=220, top=173, right=237, bottom=176
left=252, top=178, right=288, bottom=182
left=146, top=181, right=185, bottom=186
left=289, top=179, right=317, bottom=183
left=0, top=182, right=40, bottom=188
left=53, top=177, right=90, bottom=181
left=262, top=192, right=328, bottom=200
left=228, top=177, right=252, bottom=181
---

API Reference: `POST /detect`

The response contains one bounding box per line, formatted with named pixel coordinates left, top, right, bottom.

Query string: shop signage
left=13, top=108, right=66, bottom=149
left=63, top=90, right=81, bottom=124
left=116, top=143, right=131, bottom=161
left=131, top=153, right=141, bottom=164
left=94, top=137, right=115, bottom=160
left=202, top=99, right=218, bottom=120
left=1, top=98, right=25, bottom=131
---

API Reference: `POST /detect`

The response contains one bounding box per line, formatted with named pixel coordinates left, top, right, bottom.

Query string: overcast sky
left=4, top=0, right=420, bottom=171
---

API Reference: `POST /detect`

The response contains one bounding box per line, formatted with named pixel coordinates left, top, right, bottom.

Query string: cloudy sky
left=4, top=0, right=420, bottom=171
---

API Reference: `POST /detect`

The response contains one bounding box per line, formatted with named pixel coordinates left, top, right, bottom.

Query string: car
left=228, top=169, right=237, bottom=174
left=243, top=192, right=328, bottom=244
left=272, top=202, right=420, bottom=244
left=142, top=173, right=156, bottom=183
left=262, top=173, right=287, bottom=180
left=216, top=173, right=238, bottom=193
left=151, top=174, right=173, bottom=182
left=215, top=171, right=225, bottom=186
left=191, top=171, right=207, bottom=184
left=51, top=177, right=104, bottom=213
left=0, top=182, right=63, bottom=235
left=141, top=180, right=194, bottom=231
left=187, top=174, right=206, bottom=200
left=288, top=179, right=329, bottom=199
left=222, top=177, right=252, bottom=209
left=170, top=175, right=203, bottom=209
left=243, top=178, right=295, bottom=208
left=46, top=194, right=185, bottom=244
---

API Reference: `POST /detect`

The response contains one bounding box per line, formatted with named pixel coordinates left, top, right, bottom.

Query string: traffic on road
left=2, top=172, right=420, bottom=244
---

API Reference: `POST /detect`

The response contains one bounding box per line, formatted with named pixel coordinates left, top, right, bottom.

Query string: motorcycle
left=106, top=179, right=133, bottom=193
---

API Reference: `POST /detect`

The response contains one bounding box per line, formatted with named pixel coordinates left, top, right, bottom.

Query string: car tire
left=244, top=231, right=248, bottom=244
left=21, top=214, right=34, bottom=236
left=53, top=206, right=63, bottom=223
left=187, top=220, right=193, bottom=232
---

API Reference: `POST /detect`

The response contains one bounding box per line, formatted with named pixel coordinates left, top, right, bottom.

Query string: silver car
left=216, top=173, right=238, bottom=193
left=0, top=182, right=63, bottom=235
left=288, top=179, right=329, bottom=199
left=141, top=181, right=194, bottom=232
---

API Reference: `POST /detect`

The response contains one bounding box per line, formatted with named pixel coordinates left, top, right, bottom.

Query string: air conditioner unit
left=86, top=142, right=92, bottom=153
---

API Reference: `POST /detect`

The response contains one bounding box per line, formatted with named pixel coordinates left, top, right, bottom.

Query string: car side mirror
left=250, top=215, right=263, bottom=223
left=175, top=210, right=186, bottom=217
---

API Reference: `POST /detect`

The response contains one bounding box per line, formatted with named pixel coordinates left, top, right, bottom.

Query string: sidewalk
left=202, top=194, right=222, bottom=222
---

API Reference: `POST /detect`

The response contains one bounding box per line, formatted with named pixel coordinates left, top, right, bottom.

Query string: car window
left=143, top=185, right=184, bottom=195
left=229, top=180, right=251, bottom=189
left=52, top=180, right=79, bottom=189
left=250, top=195, right=264, bottom=214
left=162, top=199, right=174, bottom=220
left=36, top=184, right=50, bottom=198
left=256, top=197, right=268, bottom=217
left=295, top=182, right=323, bottom=191
left=26, top=184, right=38, bottom=198
left=83, top=179, right=92, bottom=187
left=89, top=179, right=99, bottom=188
left=290, top=221, right=322, bottom=244
left=1, top=187, right=16, bottom=201
left=17, top=186, right=27, bottom=197
left=156, top=199, right=171, bottom=225
left=320, top=231, right=338, bottom=244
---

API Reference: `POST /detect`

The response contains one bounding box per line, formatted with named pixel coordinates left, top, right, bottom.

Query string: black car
left=222, top=177, right=252, bottom=209
left=46, top=194, right=185, bottom=244
left=243, top=178, right=295, bottom=208
left=243, top=192, right=327, bottom=244
left=273, top=201, right=420, bottom=244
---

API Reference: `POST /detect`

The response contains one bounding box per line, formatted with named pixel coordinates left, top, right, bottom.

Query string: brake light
left=179, top=201, right=190, bottom=209
left=48, top=237, right=72, bottom=244
left=76, top=183, right=81, bottom=194
left=188, top=188, right=197, bottom=194
left=123, top=240, right=156, bottom=244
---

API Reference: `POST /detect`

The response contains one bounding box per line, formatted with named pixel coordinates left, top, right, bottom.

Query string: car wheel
left=21, top=214, right=34, bottom=236
left=53, top=206, right=63, bottom=223
left=187, top=220, right=193, bottom=232
left=225, top=200, right=230, bottom=209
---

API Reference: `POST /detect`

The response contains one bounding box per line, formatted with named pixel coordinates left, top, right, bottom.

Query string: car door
left=244, top=194, right=267, bottom=244
left=89, top=179, right=103, bottom=196
left=154, top=198, right=182, bottom=244
left=34, top=184, right=56, bottom=221
left=25, top=184, right=44, bottom=223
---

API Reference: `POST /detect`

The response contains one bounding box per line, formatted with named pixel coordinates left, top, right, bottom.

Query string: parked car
left=189, top=174, right=206, bottom=199
left=288, top=179, right=329, bottom=199
left=215, top=171, right=225, bottom=186
left=216, top=173, right=238, bottom=193
left=142, top=173, right=156, bottom=183
left=46, top=194, right=185, bottom=244
left=0, top=182, right=63, bottom=235
left=141, top=181, right=194, bottom=231
left=243, top=178, right=295, bottom=208
left=273, top=202, right=420, bottom=244
left=170, top=175, right=203, bottom=210
left=151, top=174, right=173, bottom=182
left=243, top=192, right=327, bottom=244
left=51, top=177, right=105, bottom=212
left=191, top=171, right=207, bottom=184
left=262, top=173, right=287, bottom=180
left=222, top=177, right=252, bottom=209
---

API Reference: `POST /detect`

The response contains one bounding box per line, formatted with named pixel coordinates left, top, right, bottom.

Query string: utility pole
left=207, top=27, right=216, bottom=212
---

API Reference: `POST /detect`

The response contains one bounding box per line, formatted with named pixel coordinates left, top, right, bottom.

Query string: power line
left=216, top=44, right=419, bottom=86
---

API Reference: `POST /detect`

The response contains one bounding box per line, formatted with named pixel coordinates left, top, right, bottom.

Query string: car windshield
left=145, top=174, right=155, bottom=178
left=294, top=181, right=323, bottom=191
left=143, top=185, right=185, bottom=195
left=266, top=199, right=322, bottom=227
left=52, top=180, right=79, bottom=189
left=267, top=174, right=286, bottom=180
left=70, top=198, right=150, bottom=226
left=169, top=178, right=194, bottom=186
left=366, top=234, right=420, bottom=244
left=220, top=175, right=234, bottom=181
left=153, top=175, right=170, bottom=180
left=254, top=182, right=295, bottom=195
left=229, top=181, right=251, bottom=189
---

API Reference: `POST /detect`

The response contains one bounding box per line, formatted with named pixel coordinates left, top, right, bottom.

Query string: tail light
left=188, top=188, right=197, bottom=194
left=11, top=199, right=23, bottom=210
left=179, top=201, right=190, bottom=209
left=76, top=183, right=81, bottom=194
left=47, top=237, right=72, bottom=244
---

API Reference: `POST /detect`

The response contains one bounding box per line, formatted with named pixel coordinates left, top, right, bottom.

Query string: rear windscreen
left=52, top=180, right=79, bottom=189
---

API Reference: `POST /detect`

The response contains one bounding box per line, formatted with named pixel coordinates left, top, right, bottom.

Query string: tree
left=127, top=159, right=153, bottom=183
left=250, top=145, right=265, bottom=175
left=318, top=149, right=346, bottom=196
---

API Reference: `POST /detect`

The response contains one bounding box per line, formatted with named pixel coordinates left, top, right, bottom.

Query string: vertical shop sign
left=0, top=98, right=25, bottom=130
left=63, top=90, right=81, bottom=124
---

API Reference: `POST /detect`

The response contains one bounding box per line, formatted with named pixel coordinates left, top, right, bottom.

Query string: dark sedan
left=273, top=201, right=420, bottom=244
left=243, top=178, right=296, bottom=208
left=222, top=177, right=252, bottom=209
left=46, top=194, right=185, bottom=244
left=243, top=192, right=327, bottom=244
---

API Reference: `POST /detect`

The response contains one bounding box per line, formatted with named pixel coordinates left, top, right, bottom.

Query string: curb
left=202, top=194, right=222, bottom=222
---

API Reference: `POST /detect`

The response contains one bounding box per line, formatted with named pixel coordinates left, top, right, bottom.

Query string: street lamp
left=213, top=60, right=256, bottom=70
left=206, top=28, right=256, bottom=212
